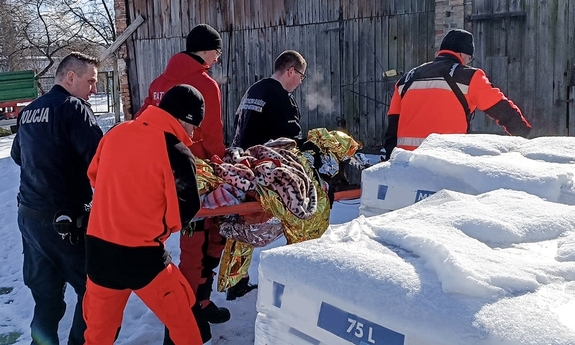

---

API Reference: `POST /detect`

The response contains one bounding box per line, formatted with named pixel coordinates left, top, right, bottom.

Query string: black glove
left=53, top=209, right=87, bottom=244
left=181, top=219, right=205, bottom=236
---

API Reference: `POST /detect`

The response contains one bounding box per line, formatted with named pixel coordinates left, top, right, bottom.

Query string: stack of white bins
left=360, top=134, right=575, bottom=216
left=255, top=239, right=419, bottom=345
left=255, top=189, right=575, bottom=345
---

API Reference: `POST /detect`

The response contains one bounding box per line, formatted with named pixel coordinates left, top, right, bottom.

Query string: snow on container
left=256, top=189, right=575, bottom=345
left=360, top=134, right=575, bottom=216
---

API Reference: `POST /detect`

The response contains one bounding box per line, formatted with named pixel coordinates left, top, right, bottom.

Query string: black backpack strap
left=400, top=62, right=473, bottom=131
left=441, top=64, right=473, bottom=130
left=400, top=68, right=418, bottom=98
left=399, top=62, right=433, bottom=98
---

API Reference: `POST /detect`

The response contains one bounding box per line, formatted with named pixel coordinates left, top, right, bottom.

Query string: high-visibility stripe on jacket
left=383, top=51, right=531, bottom=158
left=397, top=137, right=426, bottom=148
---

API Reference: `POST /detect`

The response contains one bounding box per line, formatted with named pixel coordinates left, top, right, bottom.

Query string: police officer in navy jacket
left=11, top=52, right=103, bottom=345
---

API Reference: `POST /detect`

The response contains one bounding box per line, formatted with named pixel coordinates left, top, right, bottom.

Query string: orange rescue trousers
left=179, top=218, right=225, bottom=294
left=83, top=263, right=203, bottom=345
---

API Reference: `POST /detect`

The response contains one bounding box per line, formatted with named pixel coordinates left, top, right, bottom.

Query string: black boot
left=192, top=302, right=212, bottom=343
left=162, top=326, right=174, bottom=345
left=163, top=303, right=212, bottom=345
left=226, top=276, right=258, bottom=301
left=196, top=271, right=231, bottom=324
left=202, top=300, right=231, bottom=324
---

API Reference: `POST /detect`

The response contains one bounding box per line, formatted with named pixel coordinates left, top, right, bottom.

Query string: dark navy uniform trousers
left=18, top=213, right=86, bottom=345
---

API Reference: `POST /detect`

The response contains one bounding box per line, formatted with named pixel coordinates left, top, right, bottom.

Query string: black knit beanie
left=159, top=84, right=205, bottom=126
left=186, top=24, right=222, bottom=52
left=440, top=29, right=475, bottom=56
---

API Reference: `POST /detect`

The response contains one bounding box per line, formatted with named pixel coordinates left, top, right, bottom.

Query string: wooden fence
left=469, top=0, right=575, bottom=136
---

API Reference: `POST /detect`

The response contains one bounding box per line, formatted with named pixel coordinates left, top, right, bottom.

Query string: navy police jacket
left=11, top=85, right=103, bottom=214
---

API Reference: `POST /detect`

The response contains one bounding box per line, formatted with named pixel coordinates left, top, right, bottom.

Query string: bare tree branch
left=1, top=0, right=115, bottom=75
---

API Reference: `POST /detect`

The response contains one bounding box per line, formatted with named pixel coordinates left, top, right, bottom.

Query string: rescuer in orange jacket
left=83, top=85, right=205, bottom=345
left=134, top=24, right=229, bottom=344
left=383, top=29, right=531, bottom=160
left=134, top=24, right=225, bottom=161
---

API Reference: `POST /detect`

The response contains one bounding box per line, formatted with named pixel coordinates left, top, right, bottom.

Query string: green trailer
left=0, top=70, right=38, bottom=120
left=0, top=70, right=38, bottom=102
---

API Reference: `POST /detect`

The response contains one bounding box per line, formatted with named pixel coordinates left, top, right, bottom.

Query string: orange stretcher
left=195, top=188, right=361, bottom=218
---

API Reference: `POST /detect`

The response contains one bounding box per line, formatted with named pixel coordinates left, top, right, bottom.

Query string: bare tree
left=1, top=0, right=114, bottom=79
left=0, top=0, right=28, bottom=71
left=9, top=0, right=89, bottom=79
left=62, top=0, right=116, bottom=48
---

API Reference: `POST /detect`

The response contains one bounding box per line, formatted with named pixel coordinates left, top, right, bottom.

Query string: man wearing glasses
left=231, top=50, right=307, bottom=150
left=383, top=29, right=531, bottom=160
left=134, top=24, right=228, bottom=345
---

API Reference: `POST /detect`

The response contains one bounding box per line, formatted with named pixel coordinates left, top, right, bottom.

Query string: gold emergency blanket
left=194, top=158, right=223, bottom=195
left=306, top=128, right=361, bottom=160
left=217, top=152, right=331, bottom=292
left=258, top=182, right=330, bottom=244
left=217, top=238, right=254, bottom=292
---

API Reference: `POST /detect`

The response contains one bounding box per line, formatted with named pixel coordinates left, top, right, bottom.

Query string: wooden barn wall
left=469, top=0, right=575, bottom=136
left=124, top=0, right=436, bottom=150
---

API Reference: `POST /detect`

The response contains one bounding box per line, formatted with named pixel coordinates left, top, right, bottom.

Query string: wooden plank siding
left=122, top=0, right=574, bottom=146
left=469, top=0, right=574, bottom=136
left=569, top=0, right=575, bottom=135
left=123, top=0, right=435, bottom=150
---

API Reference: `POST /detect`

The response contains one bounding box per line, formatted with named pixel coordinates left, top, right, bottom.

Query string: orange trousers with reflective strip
left=83, top=263, right=202, bottom=345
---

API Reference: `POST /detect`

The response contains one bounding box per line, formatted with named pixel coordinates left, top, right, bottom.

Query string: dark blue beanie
left=159, top=84, right=205, bottom=126
left=440, top=29, right=475, bottom=56
left=186, top=24, right=222, bottom=52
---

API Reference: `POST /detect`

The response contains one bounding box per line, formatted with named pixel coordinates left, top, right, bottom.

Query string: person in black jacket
left=227, top=50, right=307, bottom=300
left=10, top=52, right=103, bottom=345
left=231, top=50, right=307, bottom=149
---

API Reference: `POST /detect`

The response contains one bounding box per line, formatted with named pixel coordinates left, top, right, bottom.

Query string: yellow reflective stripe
left=397, top=137, right=426, bottom=147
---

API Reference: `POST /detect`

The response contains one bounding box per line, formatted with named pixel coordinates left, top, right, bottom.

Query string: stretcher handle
left=195, top=188, right=361, bottom=218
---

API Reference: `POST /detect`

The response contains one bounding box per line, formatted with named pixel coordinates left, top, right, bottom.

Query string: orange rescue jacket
left=88, top=106, right=198, bottom=247
left=383, top=51, right=531, bottom=158
left=86, top=106, right=201, bottom=289
left=135, top=52, right=225, bottom=160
